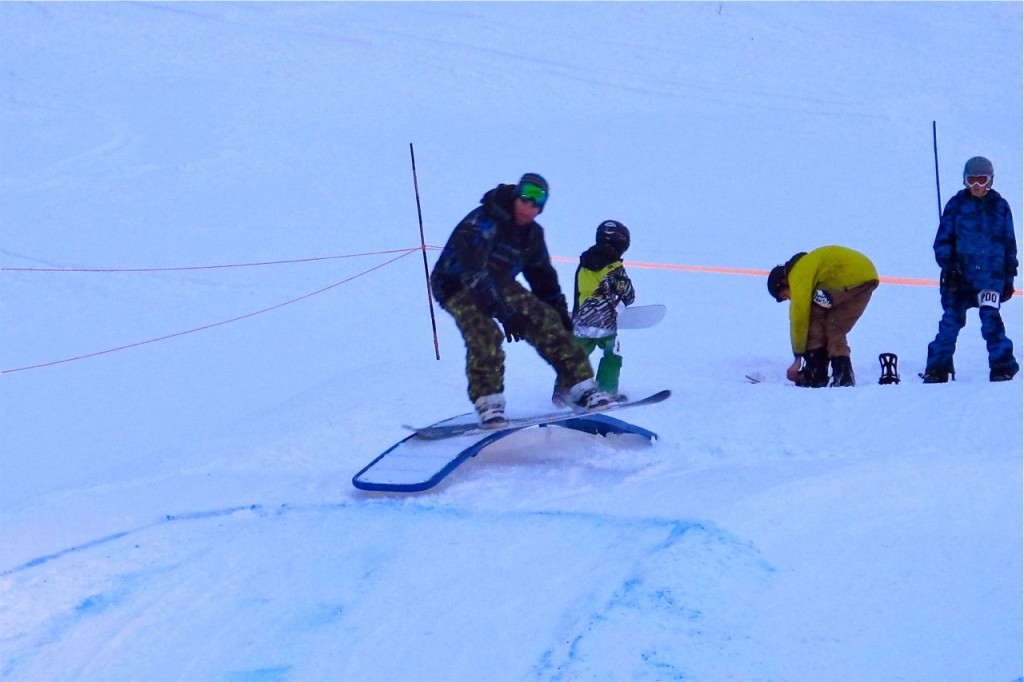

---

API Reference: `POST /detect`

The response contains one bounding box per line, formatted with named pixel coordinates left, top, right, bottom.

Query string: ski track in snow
left=2, top=502, right=772, bottom=681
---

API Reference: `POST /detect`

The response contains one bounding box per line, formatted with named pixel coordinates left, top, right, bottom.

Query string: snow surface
left=1, top=2, right=1022, bottom=680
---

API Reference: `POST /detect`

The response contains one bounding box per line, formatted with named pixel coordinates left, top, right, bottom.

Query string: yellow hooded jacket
left=787, top=246, right=878, bottom=355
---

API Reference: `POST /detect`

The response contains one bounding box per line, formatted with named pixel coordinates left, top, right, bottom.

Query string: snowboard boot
left=551, top=382, right=570, bottom=408
left=567, top=379, right=613, bottom=412
left=990, top=363, right=1019, bottom=382
left=921, top=362, right=954, bottom=384
left=829, top=355, right=855, bottom=387
left=798, top=348, right=830, bottom=388
left=878, top=352, right=900, bottom=385
left=474, top=393, right=507, bottom=428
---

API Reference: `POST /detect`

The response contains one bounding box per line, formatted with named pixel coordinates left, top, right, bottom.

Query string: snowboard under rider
left=767, top=245, right=879, bottom=387
left=430, top=173, right=613, bottom=428
left=553, top=220, right=636, bottom=405
left=921, top=156, right=1019, bottom=383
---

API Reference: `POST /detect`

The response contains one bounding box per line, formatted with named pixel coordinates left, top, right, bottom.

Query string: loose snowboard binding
left=878, top=352, right=900, bottom=385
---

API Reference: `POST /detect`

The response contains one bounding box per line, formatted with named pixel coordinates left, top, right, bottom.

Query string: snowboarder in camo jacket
left=553, top=220, right=636, bottom=405
left=430, top=173, right=613, bottom=428
left=921, top=156, right=1019, bottom=383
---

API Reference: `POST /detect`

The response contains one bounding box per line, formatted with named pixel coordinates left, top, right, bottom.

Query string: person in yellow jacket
left=767, top=246, right=879, bottom=386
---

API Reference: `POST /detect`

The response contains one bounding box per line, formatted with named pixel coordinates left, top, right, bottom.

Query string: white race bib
left=978, top=289, right=1000, bottom=309
left=812, top=289, right=833, bottom=308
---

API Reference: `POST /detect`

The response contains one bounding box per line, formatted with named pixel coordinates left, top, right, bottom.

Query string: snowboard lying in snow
left=404, top=390, right=671, bottom=440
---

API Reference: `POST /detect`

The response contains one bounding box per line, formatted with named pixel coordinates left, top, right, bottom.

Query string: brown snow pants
left=807, top=279, right=879, bottom=357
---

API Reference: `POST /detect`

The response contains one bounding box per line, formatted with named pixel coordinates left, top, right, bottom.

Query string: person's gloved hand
left=1002, top=281, right=1015, bottom=303
left=940, top=266, right=960, bottom=293
left=501, top=312, right=528, bottom=343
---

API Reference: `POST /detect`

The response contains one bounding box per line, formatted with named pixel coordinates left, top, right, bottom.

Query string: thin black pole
left=410, top=143, right=441, bottom=360
left=932, top=121, right=942, bottom=219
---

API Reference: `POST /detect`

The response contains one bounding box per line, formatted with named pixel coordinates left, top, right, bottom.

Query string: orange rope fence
left=554, top=255, right=1018, bottom=292
left=4, top=245, right=1018, bottom=374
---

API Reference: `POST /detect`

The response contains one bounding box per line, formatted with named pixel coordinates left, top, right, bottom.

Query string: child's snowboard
left=617, top=304, right=666, bottom=329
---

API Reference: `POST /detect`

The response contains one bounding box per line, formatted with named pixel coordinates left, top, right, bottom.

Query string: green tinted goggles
left=518, top=183, right=548, bottom=207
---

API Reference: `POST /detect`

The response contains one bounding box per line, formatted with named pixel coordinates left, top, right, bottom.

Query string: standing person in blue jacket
left=430, top=173, right=613, bottom=428
left=922, top=156, right=1019, bottom=383
left=553, top=220, right=636, bottom=405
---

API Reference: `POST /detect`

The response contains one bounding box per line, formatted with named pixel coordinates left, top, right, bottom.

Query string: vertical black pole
left=932, top=121, right=942, bottom=219
left=410, top=143, right=441, bottom=360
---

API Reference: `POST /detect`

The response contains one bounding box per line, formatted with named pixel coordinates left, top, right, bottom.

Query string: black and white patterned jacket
left=572, top=243, right=636, bottom=338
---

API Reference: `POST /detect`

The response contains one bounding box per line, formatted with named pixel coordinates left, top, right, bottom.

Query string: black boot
left=830, top=356, right=855, bottom=387
left=921, top=362, right=954, bottom=383
left=799, top=348, right=830, bottom=388
left=990, top=363, right=1019, bottom=382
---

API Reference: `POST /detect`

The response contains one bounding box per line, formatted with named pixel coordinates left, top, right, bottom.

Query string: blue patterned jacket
left=934, top=188, right=1017, bottom=292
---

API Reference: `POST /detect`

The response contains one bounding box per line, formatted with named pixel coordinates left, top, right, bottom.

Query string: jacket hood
left=785, top=251, right=808, bottom=274
left=480, top=183, right=517, bottom=222
left=481, top=182, right=547, bottom=217
left=580, top=243, right=624, bottom=271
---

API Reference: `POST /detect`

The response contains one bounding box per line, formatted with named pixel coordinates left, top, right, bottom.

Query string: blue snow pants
left=925, top=288, right=1018, bottom=373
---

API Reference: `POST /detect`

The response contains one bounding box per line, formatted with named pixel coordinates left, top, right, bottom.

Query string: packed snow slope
left=1, top=3, right=1022, bottom=681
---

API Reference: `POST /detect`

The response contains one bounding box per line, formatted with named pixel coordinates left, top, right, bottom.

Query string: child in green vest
left=554, top=220, right=636, bottom=405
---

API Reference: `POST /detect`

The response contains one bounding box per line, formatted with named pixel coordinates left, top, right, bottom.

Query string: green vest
left=577, top=262, right=623, bottom=307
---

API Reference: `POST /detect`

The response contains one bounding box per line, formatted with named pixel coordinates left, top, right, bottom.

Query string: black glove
left=556, top=306, right=574, bottom=332
left=500, top=311, right=528, bottom=343
left=999, top=280, right=1015, bottom=303
left=940, top=266, right=960, bottom=293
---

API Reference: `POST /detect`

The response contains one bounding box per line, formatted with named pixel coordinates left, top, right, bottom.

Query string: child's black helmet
left=596, top=220, right=630, bottom=252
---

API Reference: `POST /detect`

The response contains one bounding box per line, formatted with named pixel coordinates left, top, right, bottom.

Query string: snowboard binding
left=878, top=352, right=900, bottom=385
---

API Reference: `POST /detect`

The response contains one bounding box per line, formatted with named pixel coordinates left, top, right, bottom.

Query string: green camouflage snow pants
left=440, top=282, right=594, bottom=403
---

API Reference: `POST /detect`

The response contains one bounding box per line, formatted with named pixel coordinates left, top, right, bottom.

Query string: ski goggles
left=517, top=182, right=548, bottom=207
left=965, top=175, right=991, bottom=188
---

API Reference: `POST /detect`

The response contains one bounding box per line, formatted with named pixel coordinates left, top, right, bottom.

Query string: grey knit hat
left=518, top=172, right=549, bottom=194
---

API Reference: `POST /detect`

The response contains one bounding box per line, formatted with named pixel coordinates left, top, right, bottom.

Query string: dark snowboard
left=405, top=390, right=671, bottom=440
